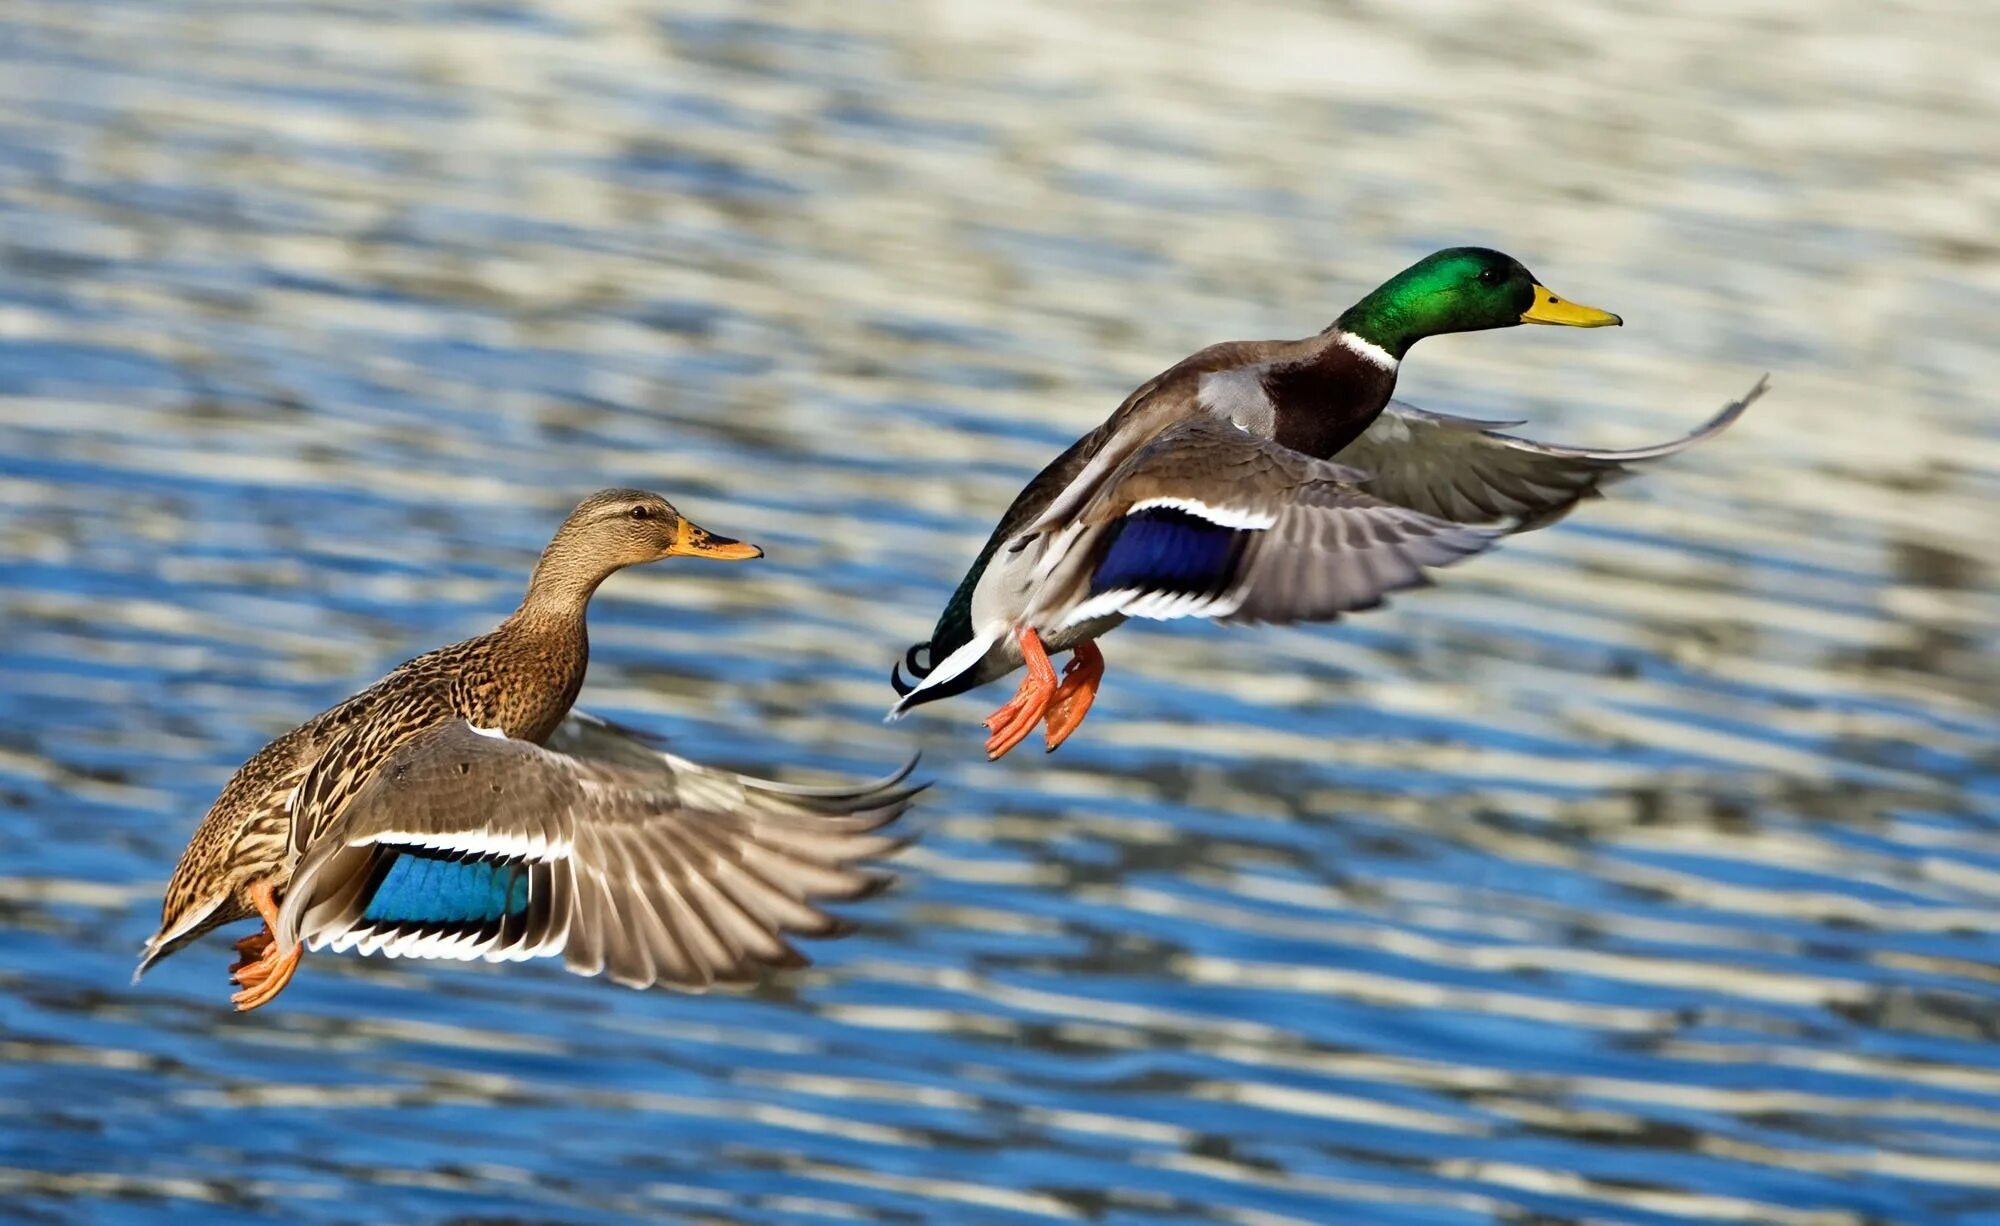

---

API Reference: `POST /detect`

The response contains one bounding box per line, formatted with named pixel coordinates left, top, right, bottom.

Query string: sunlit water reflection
left=1, top=0, right=1996, bottom=1222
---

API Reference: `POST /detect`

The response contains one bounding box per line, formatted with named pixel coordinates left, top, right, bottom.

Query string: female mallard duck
left=889, top=247, right=1764, bottom=759
left=139, top=488, right=916, bottom=1011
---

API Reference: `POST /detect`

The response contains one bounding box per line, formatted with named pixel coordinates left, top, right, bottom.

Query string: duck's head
left=521, top=488, right=761, bottom=615
left=556, top=487, right=764, bottom=570
left=1335, top=247, right=1621, bottom=360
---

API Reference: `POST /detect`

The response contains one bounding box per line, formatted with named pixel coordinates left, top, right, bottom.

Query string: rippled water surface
left=3, top=1, right=1997, bottom=1222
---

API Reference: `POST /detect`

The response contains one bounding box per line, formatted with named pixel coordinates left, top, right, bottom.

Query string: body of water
left=1, top=1, right=1996, bottom=1222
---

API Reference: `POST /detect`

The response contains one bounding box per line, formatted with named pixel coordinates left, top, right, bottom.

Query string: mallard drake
left=889, top=247, right=1764, bottom=759
left=139, top=488, right=916, bottom=1011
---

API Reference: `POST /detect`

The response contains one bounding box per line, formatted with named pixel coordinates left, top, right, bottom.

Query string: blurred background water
left=1, top=1, right=1996, bottom=1223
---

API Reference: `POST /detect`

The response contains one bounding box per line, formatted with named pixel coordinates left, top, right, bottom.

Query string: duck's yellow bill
left=667, top=520, right=763, bottom=560
left=1522, top=285, right=1622, bottom=328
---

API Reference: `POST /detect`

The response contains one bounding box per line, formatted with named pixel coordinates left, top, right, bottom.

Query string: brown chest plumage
left=484, top=630, right=586, bottom=744
left=438, top=620, right=588, bottom=746
left=1266, top=345, right=1398, bottom=460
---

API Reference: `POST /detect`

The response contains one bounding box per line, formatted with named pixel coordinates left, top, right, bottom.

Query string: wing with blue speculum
left=359, top=850, right=532, bottom=927
left=1057, top=416, right=1506, bottom=627
left=274, top=719, right=919, bottom=991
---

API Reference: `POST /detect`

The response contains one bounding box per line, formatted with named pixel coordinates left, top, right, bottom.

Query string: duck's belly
left=969, top=526, right=1047, bottom=631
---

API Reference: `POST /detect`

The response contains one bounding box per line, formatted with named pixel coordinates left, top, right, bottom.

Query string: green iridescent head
left=1335, top=247, right=1621, bottom=358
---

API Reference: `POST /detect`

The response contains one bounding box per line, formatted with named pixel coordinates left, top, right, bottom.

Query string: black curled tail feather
left=889, top=641, right=935, bottom=697
left=892, top=484, right=1028, bottom=705
left=888, top=642, right=999, bottom=713
left=891, top=555, right=985, bottom=702
left=889, top=618, right=1003, bottom=713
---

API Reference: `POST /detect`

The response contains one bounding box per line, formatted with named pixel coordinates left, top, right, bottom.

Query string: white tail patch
left=886, top=624, right=1004, bottom=717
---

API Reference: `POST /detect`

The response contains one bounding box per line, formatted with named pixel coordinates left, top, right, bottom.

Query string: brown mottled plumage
left=140, top=489, right=913, bottom=1011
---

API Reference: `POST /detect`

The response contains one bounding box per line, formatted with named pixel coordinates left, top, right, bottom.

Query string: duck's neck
left=1332, top=287, right=1427, bottom=362
left=1260, top=328, right=1402, bottom=460
left=490, top=544, right=611, bottom=742
left=512, top=538, right=613, bottom=630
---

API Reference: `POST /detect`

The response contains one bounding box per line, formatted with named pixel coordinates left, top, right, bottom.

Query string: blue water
left=1, top=1, right=1996, bottom=1223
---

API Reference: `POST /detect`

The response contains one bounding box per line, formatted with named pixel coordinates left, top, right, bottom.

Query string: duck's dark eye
left=1477, top=267, right=1504, bottom=286
left=629, top=505, right=653, bottom=520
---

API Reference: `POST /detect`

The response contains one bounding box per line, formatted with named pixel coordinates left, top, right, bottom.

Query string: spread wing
left=274, top=719, right=918, bottom=991
left=1034, top=416, right=1504, bottom=628
left=1336, top=377, right=1766, bottom=531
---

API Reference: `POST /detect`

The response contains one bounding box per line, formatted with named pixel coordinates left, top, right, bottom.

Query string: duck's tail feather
left=889, top=641, right=934, bottom=698
left=132, top=892, right=227, bottom=983
left=886, top=627, right=1004, bottom=719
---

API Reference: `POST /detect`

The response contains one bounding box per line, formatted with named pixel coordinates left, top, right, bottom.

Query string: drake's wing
left=275, top=721, right=917, bottom=991
left=1338, top=377, right=1765, bottom=531
left=1034, top=416, right=1502, bottom=628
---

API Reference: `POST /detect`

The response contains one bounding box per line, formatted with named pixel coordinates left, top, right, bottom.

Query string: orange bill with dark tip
left=667, top=520, right=763, bottom=560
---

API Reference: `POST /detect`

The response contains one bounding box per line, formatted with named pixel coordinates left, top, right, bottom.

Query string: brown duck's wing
left=1033, top=416, right=1503, bottom=628
left=1335, top=377, right=1767, bottom=532
left=549, top=711, right=923, bottom=806
left=274, top=721, right=917, bottom=991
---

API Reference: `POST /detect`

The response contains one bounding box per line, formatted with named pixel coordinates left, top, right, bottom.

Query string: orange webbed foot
left=1042, top=641, right=1104, bottom=753
left=229, top=930, right=274, bottom=980
left=230, top=942, right=301, bottom=1012
left=227, top=880, right=303, bottom=1012
left=982, top=627, right=1059, bottom=761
